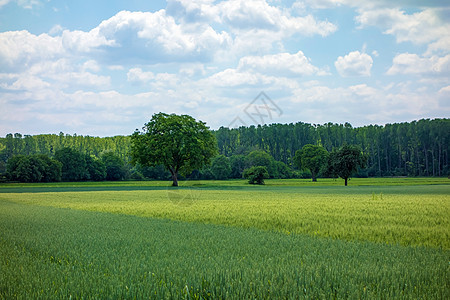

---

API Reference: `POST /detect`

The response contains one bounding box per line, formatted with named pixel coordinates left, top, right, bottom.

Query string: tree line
left=0, top=118, right=448, bottom=183
left=215, top=118, right=449, bottom=177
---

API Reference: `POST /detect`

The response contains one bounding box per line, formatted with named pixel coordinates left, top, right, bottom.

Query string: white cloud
left=49, top=24, right=64, bottom=36
left=438, top=85, right=450, bottom=94
left=207, top=69, right=262, bottom=87
left=166, top=0, right=337, bottom=60
left=82, top=60, right=101, bottom=73
left=94, top=10, right=231, bottom=63
left=237, top=51, right=323, bottom=76
left=0, top=74, right=50, bottom=90
left=0, top=0, right=10, bottom=8
left=387, top=53, right=450, bottom=75
left=356, top=8, right=450, bottom=47
left=219, top=0, right=337, bottom=36
left=288, top=81, right=449, bottom=126
left=61, top=28, right=114, bottom=53
left=127, top=68, right=155, bottom=83
left=1, top=0, right=448, bottom=135
left=299, top=0, right=449, bottom=10
left=425, top=36, right=450, bottom=56
left=335, top=51, right=373, bottom=77
left=166, top=0, right=219, bottom=23
left=1, top=58, right=110, bottom=91
left=0, top=30, right=63, bottom=71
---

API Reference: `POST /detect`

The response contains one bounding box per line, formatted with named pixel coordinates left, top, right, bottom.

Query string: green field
left=0, top=178, right=449, bottom=298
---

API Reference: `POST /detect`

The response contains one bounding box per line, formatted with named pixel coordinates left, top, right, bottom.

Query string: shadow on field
left=0, top=186, right=174, bottom=193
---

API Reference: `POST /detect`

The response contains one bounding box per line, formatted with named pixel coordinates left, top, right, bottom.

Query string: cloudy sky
left=0, top=0, right=449, bottom=136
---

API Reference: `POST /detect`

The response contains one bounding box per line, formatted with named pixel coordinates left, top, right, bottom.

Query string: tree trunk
left=169, top=168, right=178, bottom=187
left=438, top=143, right=441, bottom=177
left=377, top=144, right=381, bottom=176
left=344, top=177, right=348, bottom=186
left=312, top=171, right=317, bottom=182
left=424, top=146, right=429, bottom=176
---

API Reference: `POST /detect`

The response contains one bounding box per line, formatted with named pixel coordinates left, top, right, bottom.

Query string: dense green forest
left=0, top=118, right=448, bottom=181
left=215, top=118, right=449, bottom=177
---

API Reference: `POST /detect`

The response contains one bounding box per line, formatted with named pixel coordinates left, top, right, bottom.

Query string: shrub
left=243, top=166, right=269, bottom=185
left=6, top=154, right=61, bottom=182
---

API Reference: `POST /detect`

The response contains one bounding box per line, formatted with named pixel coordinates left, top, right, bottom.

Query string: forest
left=0, top=118, right=448, bottom=182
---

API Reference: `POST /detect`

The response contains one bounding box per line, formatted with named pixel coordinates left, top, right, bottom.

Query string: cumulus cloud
left=237, top=51, right=323, bottom=76
left=127, top=68, right=155, bottom=83
left=1, top=0, right=448, bottom=135
left=0, top=31, right=63, bottom=71
left=299, top=0, right=449, bottom=10
left=355, top=8, right=450, bottom=52
left=93, top=10, right=231, bottom=63
left=0, top=74, right=50, bottom=91
left=203, top=51, right=323, bottom=88
left=220, top=0, right=336, bottom=36
left=166, top=0, right=219, bottom=23
left=335, top=51, right=373, bottom=77
left=387, top=53, right=450, bottom=75
left=206, top=69, right=262, bottom=87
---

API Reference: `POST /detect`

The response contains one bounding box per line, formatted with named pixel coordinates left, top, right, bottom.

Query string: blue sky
left=1, top=0, right=449, bottom=136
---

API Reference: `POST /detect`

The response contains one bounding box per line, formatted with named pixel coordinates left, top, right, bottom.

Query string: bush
left=243, top=166, right=269, bottom=185
left=101, top=152, right=127, bottom=181
left=6, top=154, right=61, bottom=183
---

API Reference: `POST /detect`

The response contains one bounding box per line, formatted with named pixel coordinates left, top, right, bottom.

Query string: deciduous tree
left=130, top=113, right=217, bottom=186
left=243, top=166, right=269, bottom=185
left=329, top=144, right=367, bottom=186
left=294, top=144, right=328, bottom=182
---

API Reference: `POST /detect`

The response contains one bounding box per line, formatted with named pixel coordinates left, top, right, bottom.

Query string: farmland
left=0, top=178, right=449, bottom=298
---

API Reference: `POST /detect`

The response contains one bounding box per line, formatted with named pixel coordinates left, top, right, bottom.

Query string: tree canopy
left=329, top=144, right=367, bottom=186
left=294, top=144, right=328, bottom=181
left=6, top=154, right=61, bottom=183
left=130, top=113, right=217, bottom=186
left=243, top=166, right=269, bottom=185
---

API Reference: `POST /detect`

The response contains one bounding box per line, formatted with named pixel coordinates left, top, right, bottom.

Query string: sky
left=0, top=0, right=449, bottom=136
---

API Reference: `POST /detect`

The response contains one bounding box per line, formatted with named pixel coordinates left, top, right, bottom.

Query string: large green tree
left=294, top=144, right=329, bottom=182
left=130, top=113, right=217, bottom=186
left=329, top=144, right=367, bottom=186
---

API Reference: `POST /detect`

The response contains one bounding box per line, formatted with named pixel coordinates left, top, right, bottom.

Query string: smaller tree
left=101, top=152, right=127, bottom=181
left=294, top=144, right=329, bottom=182
left=6, top=154, right=61, bottom=183
left=36, top=154, right=62, bottom=182
left=329, top=144, right=367, bottom=186
left=229, top=155, right=248, bottom=178
left=246, top=150, right=276, bottom=178
left=243, top=166, right=269, bottom=185
left=55, top=147, right=87, bottom=181
left=85, top=154, right=106, bottom=181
